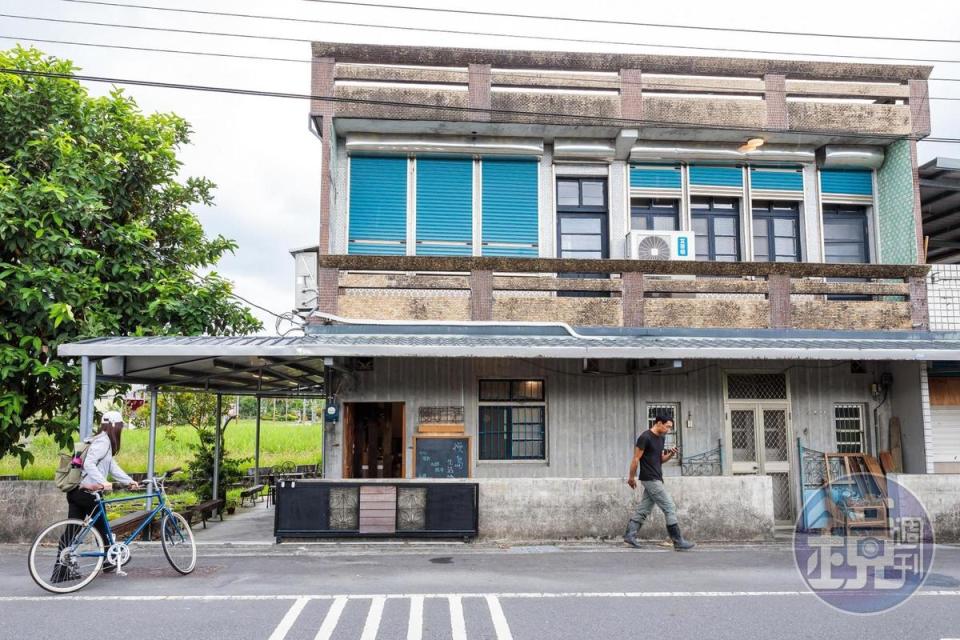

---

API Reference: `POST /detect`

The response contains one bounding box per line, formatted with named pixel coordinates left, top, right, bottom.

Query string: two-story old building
left=280, top=41, right=960, bottom=538
left=58, top=41, right=960, bottom=542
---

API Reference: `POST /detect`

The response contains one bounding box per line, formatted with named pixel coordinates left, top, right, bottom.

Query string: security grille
left=418, top=406, right=464, bottom=425
left=834, top=404, right=866, bottom=453
left=727, top=373, right=787, bottom=400
left=731, top=410, right=756, bottom=462
left=770, top=473, right=793, bottom=522
left=929, top=264, right=960, bottom=331
left=647, top=402, right=681, bottom=454
left=763, top=409, right=789, bottom=462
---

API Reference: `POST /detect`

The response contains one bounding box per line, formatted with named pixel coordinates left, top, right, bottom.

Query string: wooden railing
left=313, top=256, right=930, bottom=332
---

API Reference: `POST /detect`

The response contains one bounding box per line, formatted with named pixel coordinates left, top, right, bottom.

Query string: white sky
left=3, top=0, right=959, bottom=330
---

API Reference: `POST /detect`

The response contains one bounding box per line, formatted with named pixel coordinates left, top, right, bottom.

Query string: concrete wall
left=476, top=476, right=774, bottom=542
left=888, top=473, right=960, bottom=543
left=886, top=361, right=929, bottom=473
left=0, top=481, right=65, bottom=543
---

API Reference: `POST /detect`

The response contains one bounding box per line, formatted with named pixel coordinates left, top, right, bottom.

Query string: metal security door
left=728, top=403, right=794, bottom=524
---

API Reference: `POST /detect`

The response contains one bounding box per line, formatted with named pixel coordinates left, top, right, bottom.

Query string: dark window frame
left=691, top=196, right=742, bottom=262
left=822, top=203, right=871, bottom=264
left=478, top=379, right=547, bottom=461
left=630, top=197, right=680, bottom=231
left=752, top=200, right=802, bottom=263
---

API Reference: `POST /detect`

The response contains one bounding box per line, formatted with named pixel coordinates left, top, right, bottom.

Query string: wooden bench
left=109, top=510, right=155, bottom=540
left=181, top=498, right=225, bottom=529
left=239, top=484, right=265, bottom=507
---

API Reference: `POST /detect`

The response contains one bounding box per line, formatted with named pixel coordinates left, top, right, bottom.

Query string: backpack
left=54, top=441, right=91, bottom=492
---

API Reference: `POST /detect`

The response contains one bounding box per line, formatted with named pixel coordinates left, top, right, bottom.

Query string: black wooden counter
left=273, top=479, right=478, bottom=542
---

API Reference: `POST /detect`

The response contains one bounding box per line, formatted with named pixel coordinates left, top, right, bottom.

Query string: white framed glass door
left=728, top=402, right=794, bottom=523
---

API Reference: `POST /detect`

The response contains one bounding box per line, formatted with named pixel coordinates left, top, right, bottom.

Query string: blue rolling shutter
left=750, top=168, right=803, bottom=192
left=820, top=169, right=873, bottom=196
left=348, top=156, right=407, bottom=255
left=481, top=158, right=539, bottom=257
left=689, top=166, right=743, bottom=188
left=630, top=164, right=682, bottom=189
left=416, top=157, right=473, bottom=256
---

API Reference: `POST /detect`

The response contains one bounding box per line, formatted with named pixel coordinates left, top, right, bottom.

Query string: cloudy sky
left=3, top=0, right=959, bottom=330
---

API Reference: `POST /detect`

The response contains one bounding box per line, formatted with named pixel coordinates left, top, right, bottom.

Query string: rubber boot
left=623, top=517, right=645, bottom=549
left=667, top=523, right=695, bottom=551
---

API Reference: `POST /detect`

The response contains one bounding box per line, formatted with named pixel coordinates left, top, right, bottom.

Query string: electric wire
left=5, top=67, right=960, bottom=144
left=7, top=33, right=960, bottom=100
left=299, top=0, right=960, bottom=46
left=6, top=9, right=960, bottom=66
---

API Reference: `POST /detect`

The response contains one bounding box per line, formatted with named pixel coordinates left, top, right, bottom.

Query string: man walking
left=624, top=415, right=695, bottom=550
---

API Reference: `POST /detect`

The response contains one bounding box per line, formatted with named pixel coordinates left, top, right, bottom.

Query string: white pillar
left=79, top=357, right=97, bottom=441
left=254, top=397, right=262, bottom=485
left=146, top=387, right=158, bottom=509
left=213, top=394, right=222, bottom=501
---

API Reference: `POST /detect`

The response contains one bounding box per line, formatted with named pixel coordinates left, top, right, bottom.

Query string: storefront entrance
left=343, top=402, right=405, bottom=479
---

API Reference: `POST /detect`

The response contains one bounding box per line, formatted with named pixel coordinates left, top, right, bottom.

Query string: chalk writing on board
left=416, top=437, right=469, bottom=478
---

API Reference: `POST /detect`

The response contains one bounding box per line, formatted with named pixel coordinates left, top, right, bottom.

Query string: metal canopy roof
left=58, top=328, right=960, bottom=388
left=57, top=338, right=329, bottom=395
left=921, top=157, right=960, bottom=264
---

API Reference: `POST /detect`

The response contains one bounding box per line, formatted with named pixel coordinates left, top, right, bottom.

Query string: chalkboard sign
left=414, top=436, right=470, bottom=479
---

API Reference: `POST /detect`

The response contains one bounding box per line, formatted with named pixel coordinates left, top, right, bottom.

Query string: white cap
left=101, top=410, right=124, bottom=424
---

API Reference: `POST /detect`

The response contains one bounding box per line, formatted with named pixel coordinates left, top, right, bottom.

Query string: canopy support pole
left=254, top=397, right=262, bottom=485
left=213, top=394, right=222, bottom=502
left=146, top=386, right=158, bottom=509
left=79, top=356, right=97, bottom=441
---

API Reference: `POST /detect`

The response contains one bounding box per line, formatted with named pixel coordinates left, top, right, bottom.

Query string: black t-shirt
left=635, top=429, right=665, bottom=482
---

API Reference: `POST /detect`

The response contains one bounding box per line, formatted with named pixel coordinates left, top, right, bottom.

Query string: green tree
left=0, top=47, right=262, bottom=462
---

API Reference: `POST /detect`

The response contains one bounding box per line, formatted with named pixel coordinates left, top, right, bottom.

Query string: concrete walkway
left=192, top=502, right=277, bottom=543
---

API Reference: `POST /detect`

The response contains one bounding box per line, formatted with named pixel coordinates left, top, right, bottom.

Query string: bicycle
left=28, top=468, right=196, bottom=593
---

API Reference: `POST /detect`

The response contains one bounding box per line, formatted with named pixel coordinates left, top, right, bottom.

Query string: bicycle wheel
left=160, top=511, right=196, bottom=575
left=28, top=518, right=104, bottom=594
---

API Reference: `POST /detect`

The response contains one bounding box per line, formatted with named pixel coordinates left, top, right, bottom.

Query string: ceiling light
left=738, top=137, right=766, bottom=153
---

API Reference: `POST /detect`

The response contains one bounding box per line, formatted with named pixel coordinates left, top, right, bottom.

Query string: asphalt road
left=2, top=542, right=960, bottom=640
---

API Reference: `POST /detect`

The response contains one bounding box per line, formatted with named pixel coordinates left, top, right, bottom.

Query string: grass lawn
left=0, top=420, right=324, bottom=481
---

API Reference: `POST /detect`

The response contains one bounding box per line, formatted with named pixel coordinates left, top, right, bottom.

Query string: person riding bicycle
left=65, top=410, right=140, bottom=573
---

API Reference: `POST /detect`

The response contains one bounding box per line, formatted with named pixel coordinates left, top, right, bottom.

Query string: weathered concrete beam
left=313, top=42, right=931, bottom=82
left=317, top=254, right=930, bottom=279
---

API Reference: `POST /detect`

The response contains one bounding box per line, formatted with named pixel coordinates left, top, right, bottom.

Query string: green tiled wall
left=876, top=139, right=919, bottom=264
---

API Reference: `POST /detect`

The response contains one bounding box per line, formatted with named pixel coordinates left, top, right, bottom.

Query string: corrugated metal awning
left=57, top=326, right=960, bottom=392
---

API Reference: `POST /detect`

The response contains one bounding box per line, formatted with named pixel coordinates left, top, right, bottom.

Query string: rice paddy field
left=0, top=420, right=324, bottom=481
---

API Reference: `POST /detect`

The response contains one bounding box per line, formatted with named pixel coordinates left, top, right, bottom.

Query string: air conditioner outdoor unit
left=626, top=230, right=695, bottom=261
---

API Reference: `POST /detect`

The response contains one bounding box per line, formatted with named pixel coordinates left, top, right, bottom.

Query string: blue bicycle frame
left=74, top=484, right=180, bottom=559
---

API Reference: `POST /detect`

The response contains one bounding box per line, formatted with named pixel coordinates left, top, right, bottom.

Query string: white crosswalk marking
left=407, top=595, right=424, bottom=640
left=360, top=596, right=385, bottom=640
left=485, top=595, right=514, bottom=640
left=448, top=595, right=467, bottom=640
left=268, top=596, right=309, bottom=640
left=315, top=595, right=348, bottom=640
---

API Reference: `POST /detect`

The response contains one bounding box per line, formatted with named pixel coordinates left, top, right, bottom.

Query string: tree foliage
left=0, top=47, right=262, bottom=462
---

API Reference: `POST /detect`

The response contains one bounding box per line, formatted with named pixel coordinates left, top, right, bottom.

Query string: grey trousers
left=629, top=480, right=678, bottom=527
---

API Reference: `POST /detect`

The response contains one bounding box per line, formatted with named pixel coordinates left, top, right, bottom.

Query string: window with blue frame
left=752, top=201, right=801, bottom=262
left=691, top=196, right=741, bottom=261
left=478, top=380, right=546, bottom=461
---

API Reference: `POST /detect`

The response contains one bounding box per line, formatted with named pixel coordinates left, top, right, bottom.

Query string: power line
left=300, top=0, right=960, bottom=45
left=9, top=33, right=960, bottom=101
left=7, top=9, right=960, bottom=66
left=5, top=66, right=960, bottom=144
